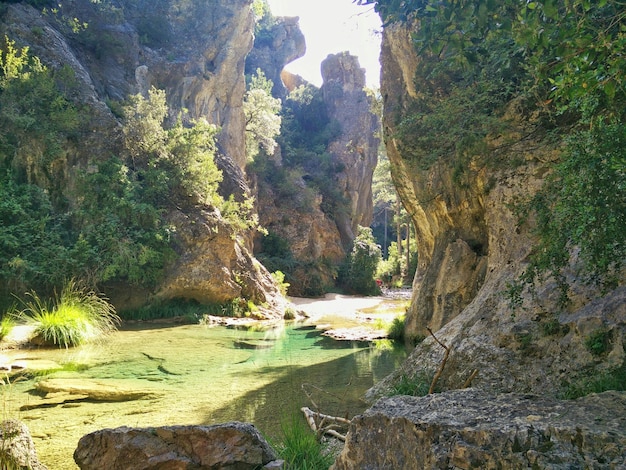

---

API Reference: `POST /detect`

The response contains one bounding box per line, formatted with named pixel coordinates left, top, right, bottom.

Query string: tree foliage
left=339, top=226, right=382, bottom=296
left=0, top=37, right=256, bottom=299
left=516, top=120, right=626, bottom=305
left=243, top=69, right=282, bottom=161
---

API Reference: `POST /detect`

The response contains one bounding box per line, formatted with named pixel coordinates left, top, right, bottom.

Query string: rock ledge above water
left=332, top=389, right=626, bottom=469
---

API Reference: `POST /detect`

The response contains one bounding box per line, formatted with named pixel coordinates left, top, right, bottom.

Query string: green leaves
left=517, top=120, right=626, bottom=304
left=244, top=69, right=282, bottom=161
left=339, top=226, right=382, bottom=296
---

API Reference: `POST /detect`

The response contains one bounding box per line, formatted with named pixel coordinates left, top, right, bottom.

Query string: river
left=1, top=294, right=409, bottom=469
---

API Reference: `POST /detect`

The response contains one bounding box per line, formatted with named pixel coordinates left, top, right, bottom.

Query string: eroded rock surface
left=36, top=378, right=161, bottom=402
left=0, top=419, right=48, bottom=470
left=333, top=390, right=626, bottom=469
left=376, top=15, right=625, bottom=398
left=246, top=15, right=306, bottom=98
left=322, top=52, right=380, bottom=246
left=74, top=422, right=279, bottom=470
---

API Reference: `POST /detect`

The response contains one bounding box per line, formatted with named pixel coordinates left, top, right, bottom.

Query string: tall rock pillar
left=321, top=52, right=380, bottom=247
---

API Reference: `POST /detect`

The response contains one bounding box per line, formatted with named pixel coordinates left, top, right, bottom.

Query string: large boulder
left=74, top=422, right=280, bottom=470
left=333, top=389, right=626, bottom=469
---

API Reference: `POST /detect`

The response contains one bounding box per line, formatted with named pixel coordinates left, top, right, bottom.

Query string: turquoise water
left=5, top=320, right=408, bottom=468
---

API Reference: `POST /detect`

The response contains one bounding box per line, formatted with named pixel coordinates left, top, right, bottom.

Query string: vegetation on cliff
left=357, top=0, right=625, bottom=303
left=0, top=35, right=257, bottom=306
left=250, top=81, right=348, bottom=296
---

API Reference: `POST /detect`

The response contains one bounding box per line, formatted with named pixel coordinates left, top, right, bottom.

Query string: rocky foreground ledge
left=332, top=389, right=626, bottom=469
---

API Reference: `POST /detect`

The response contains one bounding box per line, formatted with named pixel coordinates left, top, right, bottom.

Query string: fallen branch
left=301, top=407, right=348, bottom=441
left=426, top=327, right=452, bottom=394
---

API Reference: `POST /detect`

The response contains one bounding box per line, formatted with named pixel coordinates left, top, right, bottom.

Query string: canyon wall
left=374, top=19, right=625, bottom=396
left=0, top=1, right=283, bottom=313
left=321, top=52, right=380, bottom=246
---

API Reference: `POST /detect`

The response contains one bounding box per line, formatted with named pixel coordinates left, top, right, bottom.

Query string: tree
left=340, top=226, right=382, bottom=295
left=243, top=69, right=282, bottom=161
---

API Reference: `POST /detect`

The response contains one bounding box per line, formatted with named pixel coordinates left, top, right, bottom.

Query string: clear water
left=4, top=320, right=408, bottom=469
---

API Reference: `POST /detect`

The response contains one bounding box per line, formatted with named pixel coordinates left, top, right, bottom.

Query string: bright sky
left=266, top=0, right=382, bottom=88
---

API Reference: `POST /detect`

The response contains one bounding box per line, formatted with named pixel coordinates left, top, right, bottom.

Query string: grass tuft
left=272, top=414, right=335, bottom=470
left=0, top=317, right=14, bottom=341
left=15, top=280, right=120, bottom=348
left=559, top=364, right=626, bottom=399
left=389, top=371, right=434, bottom=397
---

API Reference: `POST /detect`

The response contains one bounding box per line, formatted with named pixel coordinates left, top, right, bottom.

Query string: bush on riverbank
left=14, top=280, right=120, bottom=348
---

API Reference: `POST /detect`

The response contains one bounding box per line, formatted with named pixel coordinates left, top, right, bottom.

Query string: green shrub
left=387, top=315, right=405, bottom=341
left=338, top=226, right=382, bottom=296
left=389, top=371, right=433, bottom=397
left=541, top=317, right=563, bottom=337
left=271, top=270, right=290, bottom=296
left=16, top=280, right=120, bottom=348
left=560, top=364, right=626, bottom=399
left=585, top=329, right=612, bottom=356
left=283, top=307, right=297, bottom=320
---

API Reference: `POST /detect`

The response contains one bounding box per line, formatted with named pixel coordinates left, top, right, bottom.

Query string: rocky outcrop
left=247, top=16, right=306, bottom=98
left=380, top=22, right=489, bottom=335
left=0, top=419, right=48, bottom=470
left=74, top=422, right=280, bottom=470
left=322, top=52, right=380, bottom=246
left=252, top=52, right=379, bottom=295
left=35, top=378, right=161, bottom=402
left=333, top=390, right=626, bottom=469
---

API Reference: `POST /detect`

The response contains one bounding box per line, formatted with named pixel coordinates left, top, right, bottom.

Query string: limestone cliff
left=373, top=20, right=625, bottom=396
left=249, top=48, right=379, bottom=296
left=246, top=15, right=306, bottom=98
left=321, top=52, right=380, bottom=247
left=0, top=1, right=284, bottom=314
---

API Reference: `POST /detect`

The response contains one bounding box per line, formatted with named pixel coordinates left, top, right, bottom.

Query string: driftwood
left=301, top=407, right=348, bottom=441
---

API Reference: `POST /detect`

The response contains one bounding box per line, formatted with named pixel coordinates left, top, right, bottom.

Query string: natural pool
left=2, top=300, right=409, bottom=469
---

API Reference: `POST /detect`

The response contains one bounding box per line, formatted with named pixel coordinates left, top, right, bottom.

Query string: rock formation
left=322, top=52, right=380, bottom=247
left=0, top=1, right=284, bottom=314
left=249, top=46, right=379, bottom=295
left=333, top=389, right=626, bottom=469
left=246, top=15, right=306, bottom=98
left=380, top=22, right=489, bottom=335
left=374, top=18, right=625, bottom=397
left=74, top=422, right=280, bottom=470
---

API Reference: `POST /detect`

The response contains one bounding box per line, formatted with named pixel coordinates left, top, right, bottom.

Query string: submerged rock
left=36, top=378, right=161, bottom=402
left=74, top=422, right=280, bottom=470
left=332, top=389, right=626, bottom=469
